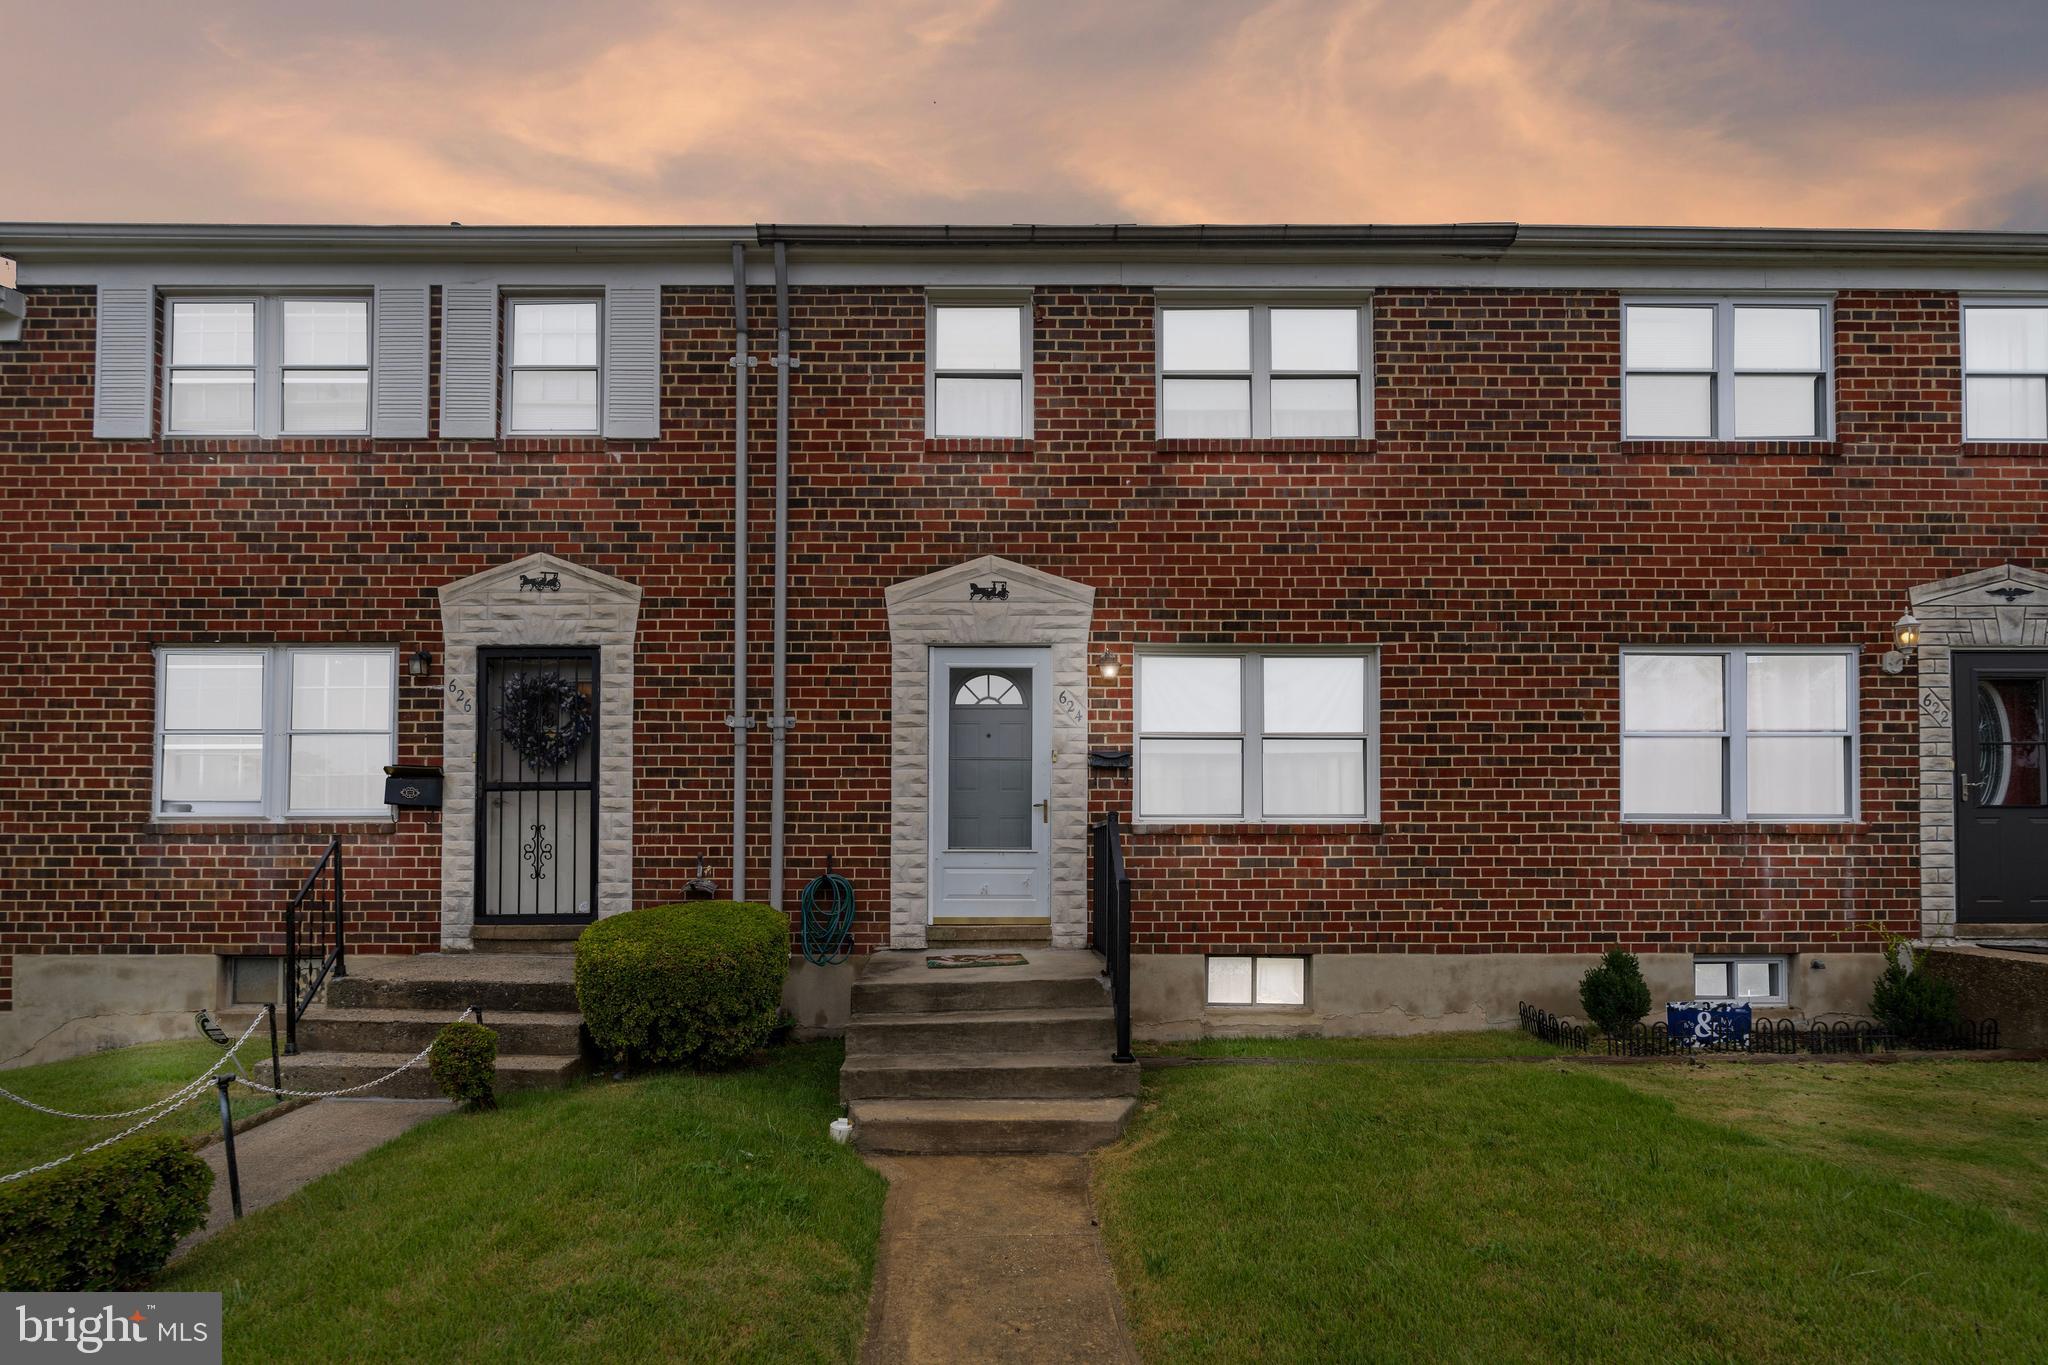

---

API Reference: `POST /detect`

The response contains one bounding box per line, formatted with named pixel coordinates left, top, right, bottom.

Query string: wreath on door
left=499, top=671, right=594, bottom=770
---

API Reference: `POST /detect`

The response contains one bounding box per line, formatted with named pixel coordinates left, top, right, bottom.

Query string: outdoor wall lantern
left=1881, top=612, right=1920, bottom=675
left=410, top=648, right=433, bottom=679
left=1096, top=650, right=1120, bottom=680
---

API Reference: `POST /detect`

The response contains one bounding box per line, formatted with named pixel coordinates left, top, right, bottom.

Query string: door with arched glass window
left=929, top=647, right=1052, bottom=923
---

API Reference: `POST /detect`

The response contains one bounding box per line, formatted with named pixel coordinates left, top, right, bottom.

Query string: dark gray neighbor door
left=1955, top=652, right=2048, bottom=923
left=478, top=648, right=599, bottom=923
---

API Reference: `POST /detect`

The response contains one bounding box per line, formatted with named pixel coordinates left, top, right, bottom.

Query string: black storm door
left=478, top=649, right=599, bottom=923
left=1955, top=652, right=2048, bottom=923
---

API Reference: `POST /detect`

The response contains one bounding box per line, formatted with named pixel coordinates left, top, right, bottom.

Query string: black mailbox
left=383, top=765, right=444, bottom=809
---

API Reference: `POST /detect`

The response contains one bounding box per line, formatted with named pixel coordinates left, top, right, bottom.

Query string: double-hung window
left=1158, top=303, right=1369, bottom=439
left=165, top=297, right=370, bottom=437
left=928, top=301, right=1030, bottom=437
left=1962, top=302, right=2048, bottom=441
left=1620, top=648, right=1856, bottom=821
left=1135, top=652, right=1377, bottom=822
left=1622, top=299, right=1830, bottom=440
left=506, top=298, right=602, bottom=435
left=156, top=647, right=396, bottom=819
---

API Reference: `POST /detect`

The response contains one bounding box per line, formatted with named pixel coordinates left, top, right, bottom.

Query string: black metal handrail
left=1091, top=813, right=1134, bottom=1064
left=283, top=836, right=347, bottom=1054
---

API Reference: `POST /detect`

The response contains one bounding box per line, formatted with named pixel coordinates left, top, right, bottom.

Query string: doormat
left=926, top=953, right=1029, bottom=969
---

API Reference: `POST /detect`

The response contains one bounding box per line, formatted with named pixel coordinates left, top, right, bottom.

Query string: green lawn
left=159, top=1043, right=886, bottom=1364
left=1, top=1039, right=277, bottom=1173
left=1095, top=1052, right=2048, bottom=1363
left=1138, top=1029, right=1566, bottom=1060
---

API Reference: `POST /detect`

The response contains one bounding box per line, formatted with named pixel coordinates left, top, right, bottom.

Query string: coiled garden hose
left=800, top=866, right=856, bottom=967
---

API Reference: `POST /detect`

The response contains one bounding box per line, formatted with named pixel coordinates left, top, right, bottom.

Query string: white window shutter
left=439, top=284, right=498, bottom=438
left=93, top=286, right=154, bottom=439
left=603, top=284, right=661, bottom=439
left=372, top=285, right=430, bottom=438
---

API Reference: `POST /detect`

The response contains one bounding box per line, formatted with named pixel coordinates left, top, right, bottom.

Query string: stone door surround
left=885, top=556, right=1095, bottom=950
left=1911, top=563, right=2048, bottom=941
left=438, top=553, right=642, bottom=949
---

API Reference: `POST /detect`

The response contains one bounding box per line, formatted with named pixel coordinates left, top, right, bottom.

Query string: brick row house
left=3, top=221, right=2046, bottom=1066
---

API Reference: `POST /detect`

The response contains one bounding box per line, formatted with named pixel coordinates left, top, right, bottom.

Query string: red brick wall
left=4, top=279, right=2046, bottom=1001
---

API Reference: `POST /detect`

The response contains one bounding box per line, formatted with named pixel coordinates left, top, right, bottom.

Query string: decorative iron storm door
left=477, top=648, right=599, bottom=923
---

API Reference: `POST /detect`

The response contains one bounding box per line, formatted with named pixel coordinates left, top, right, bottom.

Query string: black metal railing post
left=215, top=1077, right=243, bottom=1219
left=1112, top=873, right=1133, bottom=1063
left=266, top=1003, right=281, bottom=1090
left=332, top=833, right=347, bottom=979
left=283, top=898, right=299, bottom=1055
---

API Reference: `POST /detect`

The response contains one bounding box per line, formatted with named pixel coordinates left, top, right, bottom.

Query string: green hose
left=800, top=866, right=855, bottom=966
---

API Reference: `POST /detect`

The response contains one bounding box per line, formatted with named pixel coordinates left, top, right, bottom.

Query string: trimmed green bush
left=575, top=901, right=790, bottom=1070
left=1872, top=942, right=1962, bottom=1044
left=429, top=1020, right=499, bottom=1110
left=1579, top=948, right=1653, bottom=1035
left=0, top=1134, right=211, bottom=1290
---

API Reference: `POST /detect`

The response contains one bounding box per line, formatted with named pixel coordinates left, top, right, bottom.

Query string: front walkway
left=860, top=1154, right=1136, bottom=1364
left=174, top=1096, right=452, bottom=1257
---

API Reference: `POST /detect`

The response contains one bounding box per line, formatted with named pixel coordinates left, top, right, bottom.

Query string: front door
left=477, top=648, right=599, bottom=923
left=1955, top=652, right=2048, bottom=923
left=930, top=647, right=1052, bottom=922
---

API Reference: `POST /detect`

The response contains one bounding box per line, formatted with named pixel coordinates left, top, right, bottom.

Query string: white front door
left=929, top=647, right=1053, bottom=922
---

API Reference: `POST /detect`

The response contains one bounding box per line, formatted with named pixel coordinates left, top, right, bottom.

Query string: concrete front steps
left=285, top=947, right=587, bottom=1099
left=843, top=947, right=1138, bottom=1154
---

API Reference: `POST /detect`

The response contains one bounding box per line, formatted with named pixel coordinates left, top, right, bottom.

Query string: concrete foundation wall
left=1922, top=946, right=2048, bottom=1048
left=783, top=955, right=858, bottom=1038
left=0, top=954, right=222, bottom=1068
left=1130, top=951, right=1887, bottom=1040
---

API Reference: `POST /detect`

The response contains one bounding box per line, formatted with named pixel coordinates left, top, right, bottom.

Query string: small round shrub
left=1872, top=955, right=1962, bottom=1044
left=574, top=901, right=790, bottom=1070
left=0, top=1135, right=211, bottom=1290
left=429, top=1019, right=499, bottom=1110
left=1579, top=948, right=1653, bottom=1035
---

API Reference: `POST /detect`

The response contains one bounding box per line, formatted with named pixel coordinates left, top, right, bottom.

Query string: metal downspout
left=769, top=242, right=793, bottom=913
left=730, top=244, right=752, bottom=902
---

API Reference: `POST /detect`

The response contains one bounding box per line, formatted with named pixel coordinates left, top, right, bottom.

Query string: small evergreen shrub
left=429, top=1020, right=499, bottom=1110
left=575, top=901, right=790, bottom=1070
left=1870, top=933, right=1962, bottom=1044
left=1579, top=948, right=1653, bottom=1035
left=0, top=1135, right=211, bottom=1291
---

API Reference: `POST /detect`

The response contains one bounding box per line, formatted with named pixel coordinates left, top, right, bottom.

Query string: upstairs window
left=1158, top=304, right=1369, bottom=439
left=156, top=647, right=396, bottom=820
left=1136, top=652, right=1377, bottom=823
left=1622, top=300, right=1830, bottom=440
left=1962, top=303, right=2048, bottom=441
left=928, top=302, right=1030, bottom=438
left=1620, top=648, right=1856, bottom=822
left=506, top=298, right=601, bottom=435
left=164, top=297, right=370, bottom=438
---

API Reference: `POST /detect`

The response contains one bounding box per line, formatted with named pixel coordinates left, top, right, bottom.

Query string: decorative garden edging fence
left=1518, top=1002, right=2001, bottom=1057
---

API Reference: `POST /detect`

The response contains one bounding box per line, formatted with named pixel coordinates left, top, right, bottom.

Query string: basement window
left=1692, top=956, right=1788, bottom=1006
left=1207, top=956, right=1307, bottom=1006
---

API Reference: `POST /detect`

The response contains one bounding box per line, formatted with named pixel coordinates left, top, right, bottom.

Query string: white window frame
left=1621, top=297, right=1834, bottom=441
left=1133, top=649, right=1380, bottom=826
left=1691, top=955, right=1790, bottom=1006
left=1960, top=297, right=2048, bottom=443
left=502, top=294, right=605, bottom=437
left=1155, top=295, right=1373, bottom=440
left=1206, top=954, right=1311, bottom=1007
left=153, top=646, right=398, bottom=822
left=1619, top=646, right=1859, bottom=823
left=162, top=293, right=374, bottom=439
left=924, top=292, right=1034, bottom=439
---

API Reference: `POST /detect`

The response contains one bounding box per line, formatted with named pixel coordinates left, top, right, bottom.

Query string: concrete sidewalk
left=861, top=1155, right=1136, bottom=1365
left=174, top=1096, right=453, bottom=1258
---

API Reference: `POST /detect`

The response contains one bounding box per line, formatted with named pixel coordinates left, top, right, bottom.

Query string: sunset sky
left=8, top=0, right=2047, bottom=229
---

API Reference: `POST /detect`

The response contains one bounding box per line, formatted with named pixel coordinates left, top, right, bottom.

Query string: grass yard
left=159, top=1042, right=886, bottom=1365
left=1095, top=1042, right=2048, bottom=1363
left=1, top=1039, right=277, bottom=1173
left=1138, top=1031, right=1567, bottom=1060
